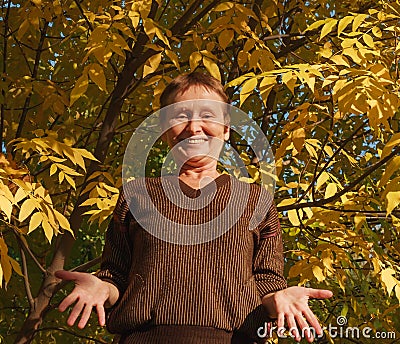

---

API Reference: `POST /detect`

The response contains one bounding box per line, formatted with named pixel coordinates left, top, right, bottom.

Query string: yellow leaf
left=238, top=51, right=248, bottom=68
left=213, top=2, right=234, bottom=11
left=87, top=63, right=107, bottom=92
left=17, top=19, right=30, bottom=40
left=288, top=260, right=305, bottom=278
left=143, top=53, right=162, bottom=78
left=203, top=57, right=221, bottom=81
left=337, top=16, right=353, bottom=36
left=72, top=150, right=86, bottom=171
left=320, top=19, right=338, bottom=40
left=354, top=214, right=366, bottom=230
left=165, top=50, right=180, bottom=69
left=240, top=77, right=258, bottom=105
left=50, top=164, right=57, bottom=176
left=329, top=55, right=350, bottom=67
left=75, top=148, right=98, bottom=162
left=28, top=212, right=42, bottom=234
left=277, top=198, right=297, bottom=207
left=42, top=219, right=54, bottom=243
left=312, top=265, right=325, bottom=282
left=0, top=238, right=12, bottom=286
left=59, top=171, right=65, bottom=183
left=282, top=71, right=296, bottom=94
left=378, top=156, right=400, bottom=187
left=386, top=188, right=400, bottom=216
left=381, top=268, right=398, bottom=295
left=128, top=10, right=140, bottom=29
left=381, top=133, right=400, bottom=159
left=0, top=196, right=12, bottom=221
left=143, top=18, right=156, bottom=39
left=363, top=33, right=374, bottom=48
left=54, top=210, right=71, bottom=231
left=64, top=174, right=76, bottom=190
left=70, top=73, right=88, bottom=106
left=9, top=257, right=22, bottom=276
left=288, top=209, right=301, bottom=226
left=316, top=172, right=330, bottom=191
left=14, top=187, right=27, bottom=204
left=92, top=46, right=113, bottom=66
left=189, top=52, right=202, bottom=71
left=371, top=257, right=381, bottom=276
left=372, top=26, right=382, bottom=38
left=19, top=198, right=36, bottom=222
left=218, top=30, right=234, bottom=50
left=292, top=128, right=306, bottom=155
left=324, top=183, right=337, bottom=199
left=396, top=284, right=400, bottom=302
left=155, top=27, right=170, bottom=48
left=304, top=19, right=326, bottom=33
left=352, top=14, right=367, bottom=32
left=259, top=76, right=275, bottom=105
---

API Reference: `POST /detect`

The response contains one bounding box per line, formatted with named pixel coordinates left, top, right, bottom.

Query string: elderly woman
left=56, top=73, right=332, bottom=343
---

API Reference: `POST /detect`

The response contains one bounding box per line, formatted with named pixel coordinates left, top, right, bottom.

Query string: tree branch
left=14, top=20, right=49, bottom=141
left=19, top=246, right=35, bottom=309
left=278, top=144, right=400, bottom=211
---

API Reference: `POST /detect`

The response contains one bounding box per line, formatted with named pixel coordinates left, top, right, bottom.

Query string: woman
left=56, top=72, right=332, bottom=343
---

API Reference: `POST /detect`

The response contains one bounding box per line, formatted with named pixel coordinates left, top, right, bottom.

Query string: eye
left=174, top=111, right=190, bottom=120
left=201, top=112, right=215, bottom=119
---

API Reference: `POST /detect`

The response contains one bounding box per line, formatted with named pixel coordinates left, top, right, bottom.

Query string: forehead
left=172, top=85, right=226, bottom=103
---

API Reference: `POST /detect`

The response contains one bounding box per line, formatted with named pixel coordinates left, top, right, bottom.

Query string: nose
left=186, top=118, right=202, bottom=135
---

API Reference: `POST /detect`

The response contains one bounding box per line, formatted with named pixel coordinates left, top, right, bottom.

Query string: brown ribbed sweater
left=96, top=174, right=286, bottom=343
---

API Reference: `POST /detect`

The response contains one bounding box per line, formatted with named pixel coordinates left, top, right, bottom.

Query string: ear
left=223, top=125, right=230, bottom=141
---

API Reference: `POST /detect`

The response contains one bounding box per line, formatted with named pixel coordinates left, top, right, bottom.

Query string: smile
left=187, top=138, right=207, bottom=144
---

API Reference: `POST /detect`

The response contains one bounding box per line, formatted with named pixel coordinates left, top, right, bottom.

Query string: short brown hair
left=160, top=72, right=229, bottom=108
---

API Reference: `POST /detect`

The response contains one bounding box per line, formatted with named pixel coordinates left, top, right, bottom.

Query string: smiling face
left=161, top=86, right=230, bottom=169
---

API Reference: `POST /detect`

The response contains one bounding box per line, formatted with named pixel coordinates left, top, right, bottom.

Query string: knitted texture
left=96, top=174, right=286, bottom=341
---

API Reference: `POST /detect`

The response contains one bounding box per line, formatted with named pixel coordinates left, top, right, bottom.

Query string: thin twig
left=33, top=326, right=107, bottom=343
left=19, top=245, right=35, bottom=309
left=13, top=230, right=47, bottom=274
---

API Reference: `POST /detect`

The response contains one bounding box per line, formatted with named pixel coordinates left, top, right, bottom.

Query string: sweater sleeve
left=253, top=202, right=287, bottom=297
left=95, top=191, right=133, bottom=297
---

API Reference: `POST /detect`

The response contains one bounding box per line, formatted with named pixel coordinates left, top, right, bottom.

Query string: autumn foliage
left=0, top=0, right=400, bottom=343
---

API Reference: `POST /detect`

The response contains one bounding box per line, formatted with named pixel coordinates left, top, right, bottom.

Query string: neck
left=177, top=163, right=220, bottom=189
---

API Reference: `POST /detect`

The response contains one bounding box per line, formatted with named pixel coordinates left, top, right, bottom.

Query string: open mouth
left=187, top=138, right=207, bottom=144
left=179, top=136, right=209, bottom=144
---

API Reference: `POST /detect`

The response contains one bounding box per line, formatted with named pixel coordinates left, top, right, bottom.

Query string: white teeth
left=187, top=139, right=206, bottom=143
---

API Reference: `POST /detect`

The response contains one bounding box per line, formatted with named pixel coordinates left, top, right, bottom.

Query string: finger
left=302, top=306, right=323, bottom=336
left=277, top=312, right=285, bottom=335
left=286, top=313, right=301, bottom=342
left=67, top=300, right=85, bottom=327
left=55, top=270, right=80, bottom=281
left=59, top=293, right=79, bottom=312
left=96, top=304, right=106, bottom=326
left=306, top=288, right=333, bottom=300
left=77, top=304, right=93, bottom=329
left=294, top=312, right=314, bottom=343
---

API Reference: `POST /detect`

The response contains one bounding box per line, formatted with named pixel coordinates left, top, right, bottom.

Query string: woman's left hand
left=262, top=286, right=333, bottom=343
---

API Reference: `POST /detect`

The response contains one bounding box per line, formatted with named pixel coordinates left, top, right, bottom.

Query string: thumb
left=307, top=288, right=333, bottom=299
left=54, top=270, right=80, bottom=281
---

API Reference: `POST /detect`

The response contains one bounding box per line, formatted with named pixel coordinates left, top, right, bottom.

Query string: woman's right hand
left=55, top=270, right=119, bottom=329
